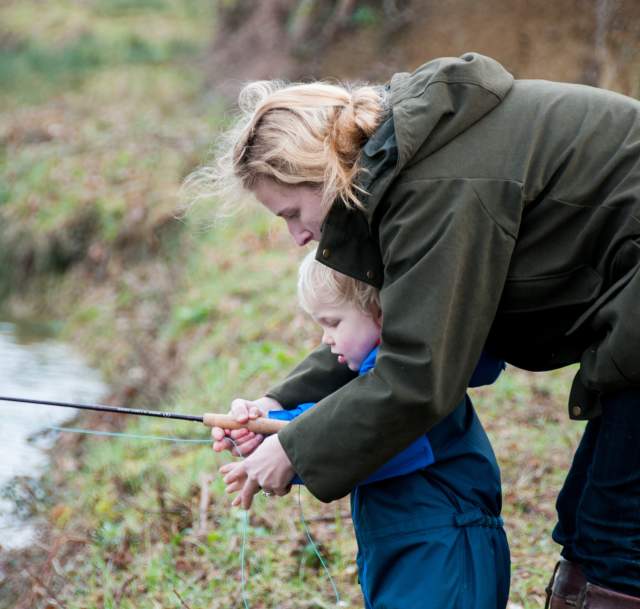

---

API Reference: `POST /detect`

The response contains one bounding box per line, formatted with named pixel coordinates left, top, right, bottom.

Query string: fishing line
left=297, top=485, right=342, bottom=606
left=227, top=437, right=252, bottom=609
left=48, top=426, right=211, bottom=444
left=218, top=437, right=342, bottom=609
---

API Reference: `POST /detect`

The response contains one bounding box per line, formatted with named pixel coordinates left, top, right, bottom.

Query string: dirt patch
left=209, top=0, right=640, bottom=96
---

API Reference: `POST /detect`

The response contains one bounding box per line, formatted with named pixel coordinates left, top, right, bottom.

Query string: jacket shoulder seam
left=391, top=176, right=520, bottom=240
left=402, top=78, right=507, bottom=103
left=469, top=182, right=518, bottom=240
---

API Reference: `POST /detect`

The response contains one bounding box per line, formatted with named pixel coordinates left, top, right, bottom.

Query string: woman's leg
left=571, top=388, right=640, bottom=597
left=551, top=418, right=600, bottom=561
left=548, top=422, right=598, bottom=607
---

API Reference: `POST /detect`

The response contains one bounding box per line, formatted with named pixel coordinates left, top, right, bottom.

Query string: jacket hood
left=359, top=53, right=514, bottom=216
left=391, top=53, right=514, bottom=166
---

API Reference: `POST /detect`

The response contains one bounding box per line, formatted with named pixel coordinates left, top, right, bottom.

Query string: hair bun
left=330, top=87, right=382, bottom=162
left=352, top=88, right=385, bottom=137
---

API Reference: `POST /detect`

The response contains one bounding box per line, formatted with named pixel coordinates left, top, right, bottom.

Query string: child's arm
left=468, top=351, right=506, bottom=387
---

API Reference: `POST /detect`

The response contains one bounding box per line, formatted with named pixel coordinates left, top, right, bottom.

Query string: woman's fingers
left=211, top=426, right=227, bottom=441
left=273, top=484, right=292, bottom=497
left=225, top=479, right=245, bottom=494
left=220, top=461, right=244, bottom=479
left=212, top=427, right=256, bottom=454
left=218, top=462, right=236, bottom=475
left=231, top=434, right=264, bottom=457
left=211, top=427, right=251, bottom=441
left=230, top=398, right=259, bottom=422
left=212, top=437, right=233, bottom=453
left=218, top=432, right=292, bottom=510
left=238, top=477, right=261, bottom=510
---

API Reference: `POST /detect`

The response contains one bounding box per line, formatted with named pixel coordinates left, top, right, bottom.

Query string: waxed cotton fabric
left=270, top=53, right=640, bottom=504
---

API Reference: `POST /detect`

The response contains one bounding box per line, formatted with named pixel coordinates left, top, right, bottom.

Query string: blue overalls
left=270, top=350, right=510, bottom=609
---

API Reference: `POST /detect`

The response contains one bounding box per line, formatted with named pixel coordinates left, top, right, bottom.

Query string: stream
left=0, top=319, right=106, bottom=552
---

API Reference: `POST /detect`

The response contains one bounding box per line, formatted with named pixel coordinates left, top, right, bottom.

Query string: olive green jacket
left=269, top=53, right=640, bottom=502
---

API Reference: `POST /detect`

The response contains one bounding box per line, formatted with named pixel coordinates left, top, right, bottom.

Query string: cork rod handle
left=202, top=413, right=288, bottom=435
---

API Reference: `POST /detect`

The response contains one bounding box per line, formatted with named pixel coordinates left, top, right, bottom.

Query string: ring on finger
left=262, top=489, right=274, bottom=497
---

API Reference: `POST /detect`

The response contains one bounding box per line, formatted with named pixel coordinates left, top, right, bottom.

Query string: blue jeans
left=552, top=388, right=640, bottom=596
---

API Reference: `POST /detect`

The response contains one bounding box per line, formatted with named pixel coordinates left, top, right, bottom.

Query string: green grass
left=1, top=1, right=586, bottom=607
left=0, top=0, right=209, bottom=107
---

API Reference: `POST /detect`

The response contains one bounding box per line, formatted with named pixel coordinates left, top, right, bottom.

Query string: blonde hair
left=183, top=80, right=386, bottom=217
left=298, top=249, right=380, bottom=317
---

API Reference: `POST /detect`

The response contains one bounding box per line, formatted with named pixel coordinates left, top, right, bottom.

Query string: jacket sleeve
left=278, top=178, right=520, bottom=502
left=266, top=343, right=358, bottom=409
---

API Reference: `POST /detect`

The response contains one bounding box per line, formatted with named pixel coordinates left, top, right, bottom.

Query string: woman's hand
left=219, top=434, right=294, bottom=509
left=212, top=396, right=282, bottom=457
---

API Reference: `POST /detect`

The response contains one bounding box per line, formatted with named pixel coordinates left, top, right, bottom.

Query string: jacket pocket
left=501, top=265, right=602, bottom=314
left=491, top=266, right=603, bottom=370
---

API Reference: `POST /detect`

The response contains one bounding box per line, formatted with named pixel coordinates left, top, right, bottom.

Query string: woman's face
left=253, top=179, right=326, bottom=246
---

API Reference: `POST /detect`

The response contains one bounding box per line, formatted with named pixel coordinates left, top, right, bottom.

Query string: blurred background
left=0, top=1, right=638, bottom=608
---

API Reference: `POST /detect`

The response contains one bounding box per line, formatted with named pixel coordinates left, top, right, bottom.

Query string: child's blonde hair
left=183, top=80, right=386, bottom=216
left=298, top=249, right=380, bottom=317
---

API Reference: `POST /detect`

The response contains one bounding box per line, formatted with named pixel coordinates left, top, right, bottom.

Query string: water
left=0, top=320, right=106, bottom=551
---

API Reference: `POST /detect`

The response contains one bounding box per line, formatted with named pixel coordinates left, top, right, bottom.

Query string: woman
left=191, top=53, right=640, bottom=608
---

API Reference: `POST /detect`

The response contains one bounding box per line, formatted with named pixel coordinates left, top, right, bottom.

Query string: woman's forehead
left=252, top=178, right=292, bottom=211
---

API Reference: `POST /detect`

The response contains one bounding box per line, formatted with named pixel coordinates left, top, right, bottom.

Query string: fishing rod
left=0, top=395, right=286, bottom=435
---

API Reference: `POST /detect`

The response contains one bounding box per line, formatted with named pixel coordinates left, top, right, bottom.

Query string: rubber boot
left=577, top=583, right=640, bottom=608
left=545, top=559, right=587, bottom=608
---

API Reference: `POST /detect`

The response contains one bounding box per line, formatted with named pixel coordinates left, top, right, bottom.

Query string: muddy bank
left=210, top=0, right=640, bottom=98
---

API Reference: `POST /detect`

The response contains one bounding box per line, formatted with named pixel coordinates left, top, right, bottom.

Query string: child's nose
left=321, top=330, right=333, bottom=345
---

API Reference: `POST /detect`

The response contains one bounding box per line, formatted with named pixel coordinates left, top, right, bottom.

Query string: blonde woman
left=192, top=53, right=640, bottom=608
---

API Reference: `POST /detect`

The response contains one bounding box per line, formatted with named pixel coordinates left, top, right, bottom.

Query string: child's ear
left=372, top=305, right=383, bottom=327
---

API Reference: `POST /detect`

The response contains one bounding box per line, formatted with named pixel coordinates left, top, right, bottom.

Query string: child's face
left=311, top=301, right=381, bottom=371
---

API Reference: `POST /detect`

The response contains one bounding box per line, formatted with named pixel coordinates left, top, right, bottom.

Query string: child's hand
left=220, top=435, right=294, bottom=509
left=211, top=396, right=282, bottom=457
left=219, top=460, right=249, bottom=506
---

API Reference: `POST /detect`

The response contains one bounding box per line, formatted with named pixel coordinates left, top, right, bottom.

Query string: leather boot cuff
left=578, top=582, right=640, bottom=608
left=546, top=559, right=588, bottom=608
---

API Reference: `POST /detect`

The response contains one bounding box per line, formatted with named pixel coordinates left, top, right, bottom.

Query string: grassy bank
left=1, top=2, right=582, bottom=607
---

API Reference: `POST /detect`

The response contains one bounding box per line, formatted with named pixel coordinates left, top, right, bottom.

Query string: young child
left=225, top=249, right=511, bottom=609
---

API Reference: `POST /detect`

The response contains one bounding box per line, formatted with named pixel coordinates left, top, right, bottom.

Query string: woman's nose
left=287, top=222, right=312, bottom=247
